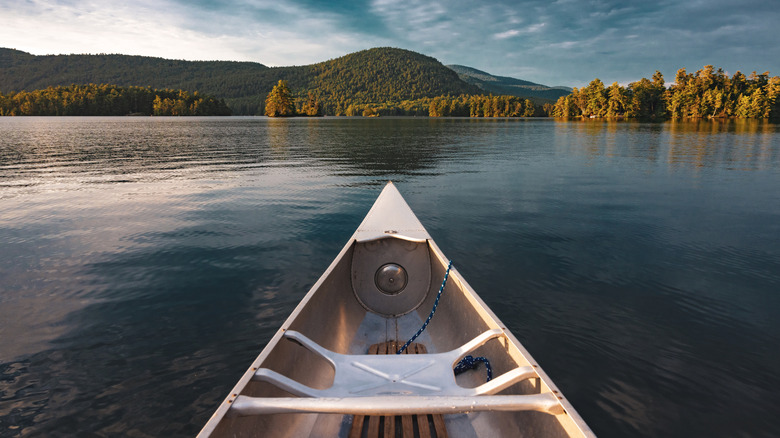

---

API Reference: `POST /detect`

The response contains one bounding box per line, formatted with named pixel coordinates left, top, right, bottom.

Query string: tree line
left=0, top=84, right=232, bottom=116
left=335, top=94, right=548, bottom=117
left=265, top=79, right=549, bottom=118
left=552, top=66, right=780, bottom=119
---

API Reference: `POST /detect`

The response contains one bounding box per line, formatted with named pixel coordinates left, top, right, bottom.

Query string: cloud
left=493, top=22, right=545, bottom=40
left=494, top=29, right=521, bottom=40
left=547, top=41, right=580, bottom=50
left=1, top=0, right=249, bottom=60
left=0, top=0, right=382, bottom=65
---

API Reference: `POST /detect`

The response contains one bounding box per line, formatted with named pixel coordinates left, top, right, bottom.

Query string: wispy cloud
left=548, top=41, right=580, bottom=50
left=493, top=22, right=545, bottom=40
left=494, top=29, right=521, bottom=40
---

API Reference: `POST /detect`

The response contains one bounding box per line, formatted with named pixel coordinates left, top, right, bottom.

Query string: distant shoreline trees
left=5, top=65, right=777, bottom=120
left=264, top=86, right=550, bottom=118
left=552, top=66, right=780, bottom=120
left=265, top=81, right=323, bottom=117
left=0, top=84, right=231, bottom=116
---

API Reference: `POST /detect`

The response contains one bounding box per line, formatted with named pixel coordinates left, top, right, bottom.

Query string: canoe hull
left=198, top=183, right=594, bottom=437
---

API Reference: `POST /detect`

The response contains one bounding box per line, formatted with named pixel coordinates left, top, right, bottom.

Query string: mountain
left=447, top=64, right=571, bottom=102
left=0, top=47, right=481, bottom=115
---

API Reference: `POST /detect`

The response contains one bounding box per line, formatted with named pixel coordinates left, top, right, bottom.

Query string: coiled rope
left=454, top=355, right=493, bottom=381
left=396, top=260, right=492, bottom=381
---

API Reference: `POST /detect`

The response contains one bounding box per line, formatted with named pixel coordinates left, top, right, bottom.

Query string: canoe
left=198, top=182, right=595, bottom=437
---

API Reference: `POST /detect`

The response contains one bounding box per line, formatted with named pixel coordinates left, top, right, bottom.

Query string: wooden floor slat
left=432, top=413, right=449, bottom=438
left=383, top=415, right=395, bottom=437
left=367, top=415, right=381, bottom=437
left=401, top=414, right=414, bottom=437
left=349, top=415, right=365, bottom=438
left=348, top=341, right=450, bottom=438
left=416, top=414, right=432, bottom=438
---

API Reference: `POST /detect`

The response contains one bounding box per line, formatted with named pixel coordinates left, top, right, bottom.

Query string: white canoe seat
left=230, top=329, right=563, bottom=416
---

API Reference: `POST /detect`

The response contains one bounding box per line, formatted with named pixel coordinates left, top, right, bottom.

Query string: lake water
left=1, top=116, right=779, bottom=437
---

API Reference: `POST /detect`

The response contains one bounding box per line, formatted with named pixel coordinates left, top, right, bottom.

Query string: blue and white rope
left=395, top=259, right=492, bottom=382
left=454, top=355, right=493, bottom=381
left=396, top=260, right=453, bottom=355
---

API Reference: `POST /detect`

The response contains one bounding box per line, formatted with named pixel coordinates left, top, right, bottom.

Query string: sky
left=2, top=0, right=779, bottom=88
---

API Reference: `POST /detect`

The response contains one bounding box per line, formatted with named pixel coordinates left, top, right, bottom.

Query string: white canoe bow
left=198, top=182, right=595, bottom=437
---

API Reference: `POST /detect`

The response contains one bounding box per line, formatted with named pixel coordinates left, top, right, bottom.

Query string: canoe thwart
left=355, top=233, right=428, bottom=243
left=230, top=394, right=564, bottom=416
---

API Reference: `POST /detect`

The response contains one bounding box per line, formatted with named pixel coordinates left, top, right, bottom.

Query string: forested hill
left=305, top=48, right=482, bottom=113
left=447, top=64, right=570, bottom=101
left=0, top=47, right=482, bottom=115
left=0, top=47, right=268, bottom=98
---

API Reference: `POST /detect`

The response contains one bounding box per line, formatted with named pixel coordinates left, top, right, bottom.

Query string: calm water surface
left=1, top=117, right=779, bottom=437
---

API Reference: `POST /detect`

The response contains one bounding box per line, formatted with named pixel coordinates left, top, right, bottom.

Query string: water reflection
left=551, top=119, right=779, bottom=172
left=665, top=119, right=779, bottom=171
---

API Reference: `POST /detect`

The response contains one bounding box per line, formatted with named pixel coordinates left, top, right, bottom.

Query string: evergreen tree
left=301, top=91, right=322, bottom=116
left=583, top=79, right=607, bottom=117
left=766, top=76, right=780, bottom=118
left=523, top=99, right=536, bottom=117
left=606, top=82, right=626, bottom=117
left=265, top=80, right=295, bottom=117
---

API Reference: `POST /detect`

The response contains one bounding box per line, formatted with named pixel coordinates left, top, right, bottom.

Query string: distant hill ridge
left=0, top=47, right=565, bottom=115
left=447, top=64, right=571, bottom=101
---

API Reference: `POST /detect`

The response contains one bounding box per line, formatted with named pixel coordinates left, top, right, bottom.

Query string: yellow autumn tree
left=265, top=80, right=295, bottom=117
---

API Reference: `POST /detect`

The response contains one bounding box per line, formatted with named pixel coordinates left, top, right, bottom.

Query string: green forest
left=552, top=66, right=780, bottom=119
left=0, top=84, right=232, bottom=116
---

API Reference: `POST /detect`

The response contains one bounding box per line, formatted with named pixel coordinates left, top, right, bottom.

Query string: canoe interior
left=202, top=236, right=592, bottom=437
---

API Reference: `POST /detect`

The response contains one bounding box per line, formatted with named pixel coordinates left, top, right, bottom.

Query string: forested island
left=0, top=84, right=231, bottom=116
left=553, top=66, right=780, bottom=120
